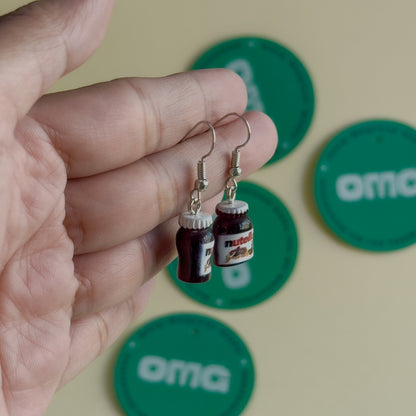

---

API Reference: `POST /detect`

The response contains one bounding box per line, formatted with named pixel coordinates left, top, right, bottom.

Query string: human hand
left=0, top=0, right=277, bottom=414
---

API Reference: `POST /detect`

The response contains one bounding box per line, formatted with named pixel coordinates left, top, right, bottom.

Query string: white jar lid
left=178, top=211, right=213, bottom=229
left=216, top=200, right=248, bottom=215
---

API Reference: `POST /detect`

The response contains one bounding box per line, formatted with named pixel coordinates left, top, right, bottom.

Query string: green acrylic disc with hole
left=314, top=119, right=416, bottom=251
left=114, top=313, right=255, bottom=416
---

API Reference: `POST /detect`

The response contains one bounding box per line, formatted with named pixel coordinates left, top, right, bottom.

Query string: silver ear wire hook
left=181, top=120, right=216, bottom=161
left=181, top=121, right=216, bottom=214
left=213, top=113, right=252, bottom=202
left=214, top=112, right=251, bottom=151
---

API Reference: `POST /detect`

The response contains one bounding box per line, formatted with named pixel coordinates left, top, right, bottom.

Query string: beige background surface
left=1, top=1, right=416, bottom=415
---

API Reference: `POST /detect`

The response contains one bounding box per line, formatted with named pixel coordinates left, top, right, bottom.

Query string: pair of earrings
left=176, top=113, right=254, bottom=284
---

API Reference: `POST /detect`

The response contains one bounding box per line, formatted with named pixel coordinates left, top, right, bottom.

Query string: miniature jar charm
left=175, top=120, right=216, bottom=283
left=213, top=112, right=254, bottom=267
left=213, top=200, right=253, bottom=267
left=176, top=212, right=214, bottom=283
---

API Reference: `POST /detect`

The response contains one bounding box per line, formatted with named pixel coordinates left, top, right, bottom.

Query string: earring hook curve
left=181, top=120, right=216, bottom=161
left=181, top=120, right=217, bottom=214
left=213, top=112, right=251, bottom=151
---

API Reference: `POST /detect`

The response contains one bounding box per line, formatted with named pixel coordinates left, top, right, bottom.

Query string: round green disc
left=314, top=119, right=416, bottom=251
left=192, top=36, right=314, bottom=163
left=114, top=313, right=255, bottom=416
left=168, top=182, right=298, bottom=309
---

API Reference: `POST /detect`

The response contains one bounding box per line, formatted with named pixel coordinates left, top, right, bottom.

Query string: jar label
left=216, top=230, right=254, bottom=266
left=199, top=240, right=215, bottom=276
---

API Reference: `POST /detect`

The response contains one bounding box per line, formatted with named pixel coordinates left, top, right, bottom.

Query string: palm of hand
left=0, top=117, right=77, bottom=413
left=0, top=1, right=276, bottom=415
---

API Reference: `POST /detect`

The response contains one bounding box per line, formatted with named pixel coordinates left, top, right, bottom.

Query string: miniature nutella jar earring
left=176, top=121, right=216, bottom=283
left=213, top=113, right=254, bottom=267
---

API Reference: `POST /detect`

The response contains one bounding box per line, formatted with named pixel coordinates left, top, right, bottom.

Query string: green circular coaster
left=114, top=313, right=255, bottom=416
left=192, top=36, right=314, bottom=163
left=168, top=182, right=298, bottom=309
left=314, top=119, right=416, bottom=251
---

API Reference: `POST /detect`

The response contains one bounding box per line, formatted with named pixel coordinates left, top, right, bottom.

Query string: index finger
left=30, top=69, right=248, bottom=178
left=0, top=0, right=115, bottom=123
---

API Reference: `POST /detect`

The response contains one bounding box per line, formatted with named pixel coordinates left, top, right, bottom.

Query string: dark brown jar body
left=176, top=226, right=214, bottom=283
left=213, top=201, right=253, bottom=267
